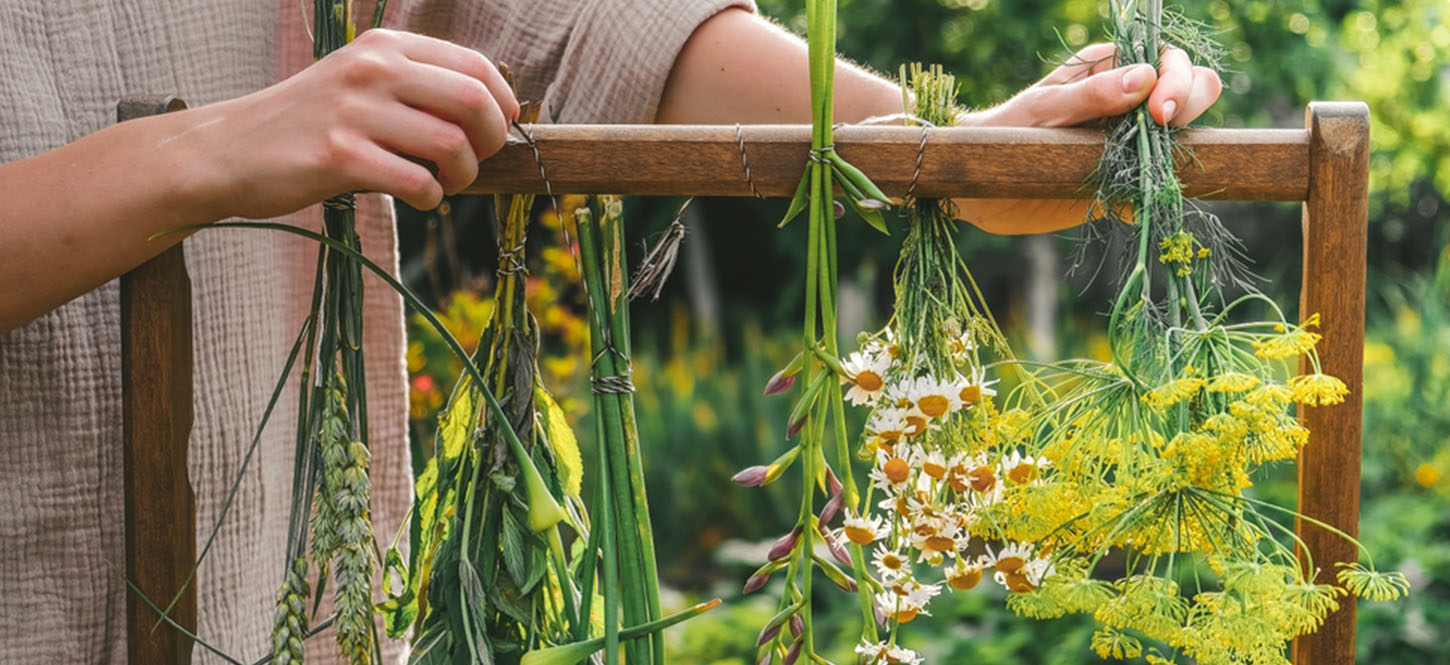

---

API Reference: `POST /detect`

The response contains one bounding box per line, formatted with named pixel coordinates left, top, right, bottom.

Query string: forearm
left=657, top=8, right=1128, bottom=235
left=0, top=111, right=217, bottom=333
left=656, top=7, right=900, bottom=125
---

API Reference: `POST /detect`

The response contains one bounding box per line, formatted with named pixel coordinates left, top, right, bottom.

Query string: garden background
left=397, top=1, right=1449, bottom=662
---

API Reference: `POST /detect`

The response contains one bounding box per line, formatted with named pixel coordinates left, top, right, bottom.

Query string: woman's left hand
left=962, top=42, right=1222, bottom=128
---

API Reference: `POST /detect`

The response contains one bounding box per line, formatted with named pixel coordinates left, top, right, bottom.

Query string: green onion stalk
left=571, top=196, right=668, bottom=665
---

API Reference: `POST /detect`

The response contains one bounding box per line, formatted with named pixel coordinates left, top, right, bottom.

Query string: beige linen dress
left=0, top=0, right=749, bottom=662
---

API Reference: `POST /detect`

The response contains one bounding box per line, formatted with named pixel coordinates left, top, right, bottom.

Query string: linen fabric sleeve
left=396, top=0, right=758, bottom=123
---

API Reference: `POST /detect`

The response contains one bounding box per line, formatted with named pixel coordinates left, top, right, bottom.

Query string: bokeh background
left=398, top=1, right=1450, bottom=662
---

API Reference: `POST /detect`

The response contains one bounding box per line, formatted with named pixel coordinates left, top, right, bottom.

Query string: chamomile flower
left=956, top=369, right=999, bottom=407
left=842, top=350, right=892, bottom=405
left=872, top=547, right=911, bottom=581
left=870, top=454, right=913, bottom=492
left=843, top=510, right=886, bottom=546
left=916, top=448, right=950, bottom=480
left=907, top=375, right=963, bottom=418
left=866, top=408, right=910, bottom=452
left=1000, top=450, right=1051, bottom=485
left=995, top=557, right=1056, bottom=593
left=945, top=556, right=990, bottom=590
left=856, top=641, right=924, bottom=665
left=988, top=541, right=1036, bottom=574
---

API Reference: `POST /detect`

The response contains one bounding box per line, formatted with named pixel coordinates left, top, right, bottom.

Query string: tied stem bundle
left=740, top=1, right=891, bottom=663
left=571, top=196, right=666, bottom=665
left=271, top=3, right=389, bottom=665
left=400, top=178, right=588, bottom=663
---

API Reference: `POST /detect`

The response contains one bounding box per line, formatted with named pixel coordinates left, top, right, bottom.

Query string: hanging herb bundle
left=384, top=186, right=713, bottom=665
left=395, top=158, right=591, bottom=663
left=272, top=3, right=389, bottom=665
left=735, top=0, right=894, bottom=662
left=963, top=2, right=1413, bottom=663
left=827, top=65, right=1025, bottom=665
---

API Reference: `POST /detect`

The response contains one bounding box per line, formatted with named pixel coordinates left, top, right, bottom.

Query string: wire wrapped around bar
left=323, top=192, right=356, bottom=210
left=905, top=123, right=929, bottom=203
left=735, top=123, right=765, bottom=199
left=589, top=345, right=635, bottom=394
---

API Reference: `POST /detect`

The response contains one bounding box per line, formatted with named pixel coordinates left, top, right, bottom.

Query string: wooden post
left=1292, top=101, right=1370, bottom=665
left=118, top=95, right=196, bottom=665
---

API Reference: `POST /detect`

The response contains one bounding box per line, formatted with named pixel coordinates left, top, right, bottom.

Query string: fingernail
left=1121, top=66, right=1145, bottom=93
left=1162, top=100, right=1177, bottom=124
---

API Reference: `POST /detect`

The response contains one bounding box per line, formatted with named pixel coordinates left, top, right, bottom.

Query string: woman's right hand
left=187, top=28, right=520, bottom=218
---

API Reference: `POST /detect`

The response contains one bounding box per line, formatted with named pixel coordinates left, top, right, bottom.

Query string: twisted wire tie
left=323, top=192, right=356, bottom=210
left=495, top=240, right=528, bottom=276
left=589, top=344, right=635, bottom=394
left=734, top=123, right=765, bottom=199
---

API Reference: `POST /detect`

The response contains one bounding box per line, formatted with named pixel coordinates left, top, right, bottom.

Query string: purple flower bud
left=732, top=465, right=770, bottom=487
left=756, top=624, right=782, bottom=647
left=786, top=415, right=807, bottom=440
left=833, top=200, right=846, bottom=219
left=768, top=527, right=802, bottom=561
left=834, top=575, right=858, bottom=593
left=874, top=604, right=888, bottom=627
left=743, top=572, right=770, bottom=594
left=758, top=652, right=774, bottom=665
left=784, top=640, right=803, bottom=665
left=826, top=467, right=842, bottom=496
left=764, top=369, right=797, bottom=396
left=819, top=492, right=845, bottom=525
left=789, top=615, right=805, bottom=639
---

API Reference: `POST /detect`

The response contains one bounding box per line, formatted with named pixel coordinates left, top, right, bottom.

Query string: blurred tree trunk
left=1023, top=234, right=1059, bottom=360
left=683, top=205, right=722, bottom=338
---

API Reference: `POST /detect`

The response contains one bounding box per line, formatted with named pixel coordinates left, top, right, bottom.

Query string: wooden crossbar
left=119, top=101, right=1368, bottom=665
left=469, top=124, right=1309, bottom=200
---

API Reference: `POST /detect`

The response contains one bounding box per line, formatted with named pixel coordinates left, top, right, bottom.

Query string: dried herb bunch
left=971, top=2, right=1411, bottom=664
left=271, top=3, right=389, bottom=665
left=827, top=64, right=1017, bottom=665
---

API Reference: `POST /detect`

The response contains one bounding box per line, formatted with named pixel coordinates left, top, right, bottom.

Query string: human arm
left=0, top=29, right=518, bottom=334
left=655, top=8, right=1222, bottom=234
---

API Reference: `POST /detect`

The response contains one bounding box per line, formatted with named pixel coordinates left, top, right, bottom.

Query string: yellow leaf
left=536, top=385, right=583, bottom=498
left=438, top=382, right=475, bottom=462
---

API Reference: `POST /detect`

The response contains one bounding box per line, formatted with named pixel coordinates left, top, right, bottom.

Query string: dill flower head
left=1251, top=316, right=1324, bottom=359
left=1336, top=562, right=1411, bottom=602
left=1289, top=372, right=1349, bottom=406
left=1143, top=377, right=1206, bottom=410
left=1207, top=371, right=1261, bottom=394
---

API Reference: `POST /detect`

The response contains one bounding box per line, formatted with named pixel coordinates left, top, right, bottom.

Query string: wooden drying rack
left=118, top=98, right=1368, bottom=665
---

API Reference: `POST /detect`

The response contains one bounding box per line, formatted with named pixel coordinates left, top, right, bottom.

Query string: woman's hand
left=0, top=28, right=519, bottom=331
left=189, top=28, right=520, bottom=218
left=953, top=42, right=1222, bottom=235
left=962, top=42, right=1222, bottom=129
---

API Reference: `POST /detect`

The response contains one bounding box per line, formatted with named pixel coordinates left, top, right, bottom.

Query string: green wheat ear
left=270, top=556, right=310, bottom=665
